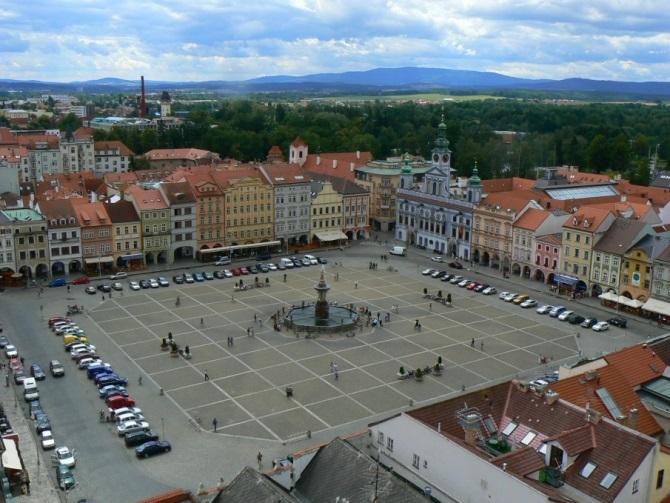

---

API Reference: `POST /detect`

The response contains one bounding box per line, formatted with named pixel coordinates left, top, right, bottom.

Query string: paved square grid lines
left=87, top=266, right=578, bottom=441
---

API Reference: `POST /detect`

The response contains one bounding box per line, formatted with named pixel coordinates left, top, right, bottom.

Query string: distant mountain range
left=1, top=66, right=669, bottom=97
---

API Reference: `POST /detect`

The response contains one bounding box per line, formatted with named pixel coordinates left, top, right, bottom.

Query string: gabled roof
left=259, top=163, right=309, bottom=186
left=478, top=190, right=537, bottom=214
left=546, top=424, right=596, bottom=456
left=37, top=199, right=78, bottom=226
left=126, top=186, right=167, bottom=210
left=551, top=365, right=662, bottom=436
left=291, top=136, right=306, bottom=147
left=514, top=208, right=550, bottom=231
left=592, top=218, right=649, bottom=255
left=650, top=335, right=670, bottom=366
left=215, top=466, right=295, bottom=503
left=603, top=344, right=666, bottom=386
left=94, top=140, right=134, bottom=157
left=490, top=447, right=546, bottom=475
left=294, top=437, right=426, bottom=503
left=562, top=207, right=613, bottom=232
left=159, top=182, right=196, bottom=205
left=587, top=200, right=654, bottom=220
left=306, top=171, right=369, bottom=195
left=301, top=151, right=372, bottom=181
left=103, top=199, right=140, bottom=224
left=71, top=200, right=110, bottom=227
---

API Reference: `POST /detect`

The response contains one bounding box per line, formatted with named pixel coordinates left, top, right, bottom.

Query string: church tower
left=423, top=115, right=452, bottom=198
left=467, top=161, right=482, bottom=204
left=289, top=137, right=308, bottom=167
left=399, top=153, right=413, bottom=190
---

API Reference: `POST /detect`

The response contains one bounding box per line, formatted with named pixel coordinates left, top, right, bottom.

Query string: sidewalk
left=1, top=380, right=60, bottom=502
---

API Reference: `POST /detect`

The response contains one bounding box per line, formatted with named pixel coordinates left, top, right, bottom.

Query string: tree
left=587, top=134, right=610, bottom=173
left=58, top=113, right=82, bottom=134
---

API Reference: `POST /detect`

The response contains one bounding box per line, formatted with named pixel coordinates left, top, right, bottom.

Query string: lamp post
left=161, top=417, right=165, bottom=439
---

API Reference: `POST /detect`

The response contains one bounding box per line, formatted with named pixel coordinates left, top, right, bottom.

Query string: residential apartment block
left=72, top=200, right=113, bottom=275
left=94, top=141, right=133, bottom=177
left=104, top=199, right=143, bottom=269
left=159, top=182, right=197, bottom=262
left=126, top=185, right=171, bottom=265
left=310, top=180, right=345, bottom=243
left=37, top=199, right=82, bottom=276
left=2, top=208, right=49, bottom=279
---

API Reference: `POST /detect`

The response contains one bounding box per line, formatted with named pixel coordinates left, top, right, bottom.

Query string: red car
left=231, top=267, right=241, bottom=276
left=240, top=267, right=249, bottom=275
left=466, top=282, right=479, bottom=290
left=72, top=276, right=90, bottom=285
left=48, top=316, right=71, bottom=327
left=9, top=358, right=22, bottom=371
left=106, top=395, right=135, bottom=410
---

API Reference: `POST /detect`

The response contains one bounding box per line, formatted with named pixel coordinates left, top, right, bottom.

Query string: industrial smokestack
left=140, top=76, right=147, bottom=118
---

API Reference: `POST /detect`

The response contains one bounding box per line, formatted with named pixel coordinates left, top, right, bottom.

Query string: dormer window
left=581, top=462, right=597, bottom=478
left=502, top=422, right=517, bottom=436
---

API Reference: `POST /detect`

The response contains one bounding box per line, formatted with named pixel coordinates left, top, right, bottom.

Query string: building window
left=600, top=472, right=618, bottom=489
left=632, top=479, right=639, bottom=494
left=657, top=469, right=664, bottom=489
left=412, top=454, right=420, bottom=469
left=521, top=431, right=537, bottom=445
left=580, top=462, right=597, bottom=478
left=386, top=437, right=394, bottom=451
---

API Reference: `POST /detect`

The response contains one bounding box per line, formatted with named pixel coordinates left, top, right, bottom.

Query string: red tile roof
left=94, top=140, right=134, bottom=157
left=71, top=200, right=110, bottom=227
left=301, top=152, right=372, bottom=181
left=126, top=186, right=167, bottom=210
left=291, top=136, right=306, bottom=147
left=514, top=208, right=550, bottom=231
left=586, top=201, right=654, bottom=219
left=551, top=365, right=662, bottom=436
left=536, top=233, right=562, bottom=246
left=617, top=180, right=670, bottom=207
left=603, top=344, right=666, bottom=386
left=479, top=191, right=536, bottom=214
left=144, top=148, right=217, bottom=162
left=490, top=447, right=545, bottom=475
left=562, top=207, right=613, bottom=231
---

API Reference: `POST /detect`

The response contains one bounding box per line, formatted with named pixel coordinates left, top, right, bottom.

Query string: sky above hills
left=1, top=0, right=669, bottom=82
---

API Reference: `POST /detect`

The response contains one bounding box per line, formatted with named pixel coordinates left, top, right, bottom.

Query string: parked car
left=98, top=384, right=128, bottom=398
left=183, top=273, right=194, bottom=284
left=97, top=284, right=112, bottom=293
left=431, top=270, right=445, bottom=279
left=458, top=279, right=470, bottom=288
left=440, top=274, right=453, bottom=282
left=421, top=268, right=436, bottom=276
left=78, top=357, right=100, bottom=370
left=129, top=281, right=140, bottom=291
left=431, top=256, right=444, bottom=263
left=48, top=278, right=67, bottom=288
left=117, top=420, right=150, bottom=437
left=549, top=306, right=566, bottom=318
left=71, top=276, right=90, bottom=285
left=223, top=269, right=233, bottom=278
left=106, top=395, right=136, bottom=410
left=96, top=374, right=128, bottom=387
left=0, top=335, right=9, bottom=348
left=239, top=267, right=249, bottom=275
left=85, top=286, right=96, bottom=295
left=52, top=446, right=76, bottom=468
left=608, top=317, right=627, bottom=328
left=110, top=272, right=128, bottom=280
left=13, top=369, right=26, bottom=385
left=30, top=364, right=46, bottom=380
left=56, top=465, right=75, bottom=491
left=29, top=401, right=44, bottom=420
left=317, top=257, right=328, bottom=264
left=498, top=291, right=510, bottom=300
left=581, top=318, right=598, bottom=328
left=193, top=273, right=205, bottom=282
left=149, top=279, right=159, bottom=288
left=35, top=413, right=51, bottom=433
left=267, top=263, right=278, bottom=271
left=512, top=294, right=529, bottom=305
left=213, top=270, right=225, bottom=279
left=593, top=321, right=610, bottom=332
left=172, top=275, right=184, bottom=285
left=111, top=407, right=143, bottom=420
left=568, top=314, right=586, bottom=325
left=503, top=293, right=518, bottom=302
left=536, top=305, right=553, bottom=314
left=258, top=264, right=269, bottom=273
left=136, top=440, right=171, bottom=458
left=520, top=299, right=538, bottom=309
left=111, top=282, right=123, bottom=291
left=215, top=256, right=231, bottom=266
left=449, top=261, right=464, bottom=269
left=158, top=277, right=169, bottom=287
left=558, top=310, right=574, bottom=321
left=466, top=282, right=479, bottom=290
left=482, top=286, right=497, bottom=295
left=115, top=412, right=145, bottom=425
left=41, top=430, right=56, bottom=450
left=203, top=272, right=214, bottom=281
left=124, top=430, right=159, bottom=447
left=449, top=275, right=464, bottom=284
left=139, top=279, right=150, bottom=289
left=5, top=345, right=18, bottom=358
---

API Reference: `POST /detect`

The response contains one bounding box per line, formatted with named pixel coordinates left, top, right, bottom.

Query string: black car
left=136, top=440, right=171, bottom=458
left=608, top=317, right=628, bottom=328
left=449, top=262, right=464, bottom=269
left=124, top=430, right=159, bottom=447
left=96, top=375, right=128, bottom=387
left=139, top=279, right=150, bottom=289
left=213, top=270, right=225, bottom=279
left=317, top=257, right=328, bottom=264
left=474, top=284, right=488, bottom=292
left=568, top=314, right=586, bottom=325
left=173, top=275, right=184, bottom=284
left=97, top=284, right=112, bottom=293
left=13, top=370, right=26, bottom=385
left=441, top=274, right=454, bottom=282
left=35, top=413, right=51, bottom=433
left=30, top=364, right=46, bottom=380
left=0, top=335, right=8, bottom=348
left=29, top=401, right=43, bottom=419
left=293, top=260, right=303, bottom=268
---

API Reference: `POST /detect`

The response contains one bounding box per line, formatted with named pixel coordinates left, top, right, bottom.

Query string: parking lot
left=85, top=262, right=582, bottom=442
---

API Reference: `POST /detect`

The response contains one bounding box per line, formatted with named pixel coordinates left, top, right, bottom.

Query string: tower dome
left=401, top=153, right=413, bottom=174
left=469, top=161, right=481, bottom=187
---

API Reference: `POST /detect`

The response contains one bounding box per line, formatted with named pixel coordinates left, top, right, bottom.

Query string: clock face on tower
left=432, top=153, right=439, bottom=162
left=442, top=153, right=450, bottom=164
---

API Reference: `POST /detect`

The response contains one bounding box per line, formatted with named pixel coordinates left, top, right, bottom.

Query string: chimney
left=356, top=150, right=360, bottom=159
left=90, top=191, right=96, bottom=203
left=628, top=408, right=639, bottom=430
left=545, top=389, right=560, bottom=405
left=513, top=379, right=528, bottom=393
left=350, top=162, right=354, bottom=172
left=584, top=370, right=598, bottom=381
left=585, top=403, right=602, bottom=424
left=502, top=462, right=508, bottom=472
left=464, top=428, right=478, bottom=447
left=621, top=194, right=627, bottom=203
left=316, top=155, right=320, bottom=166
left=140, top=75, right=147, bottom=118
left=332, top=159, right=337, bottom=169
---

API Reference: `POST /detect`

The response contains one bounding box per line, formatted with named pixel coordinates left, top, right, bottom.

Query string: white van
left=280, top=257, right=295, bottom=268
left=23, top=377, right=39, bottom=402
left=304, top=255, right=318, bottom=265
left=215, top=256, right=231, bottom=266
left=389, top=246, right=406, bottom=256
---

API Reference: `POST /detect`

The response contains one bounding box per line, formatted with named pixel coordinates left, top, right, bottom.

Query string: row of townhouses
left=0, top=161, right=370, bottom=280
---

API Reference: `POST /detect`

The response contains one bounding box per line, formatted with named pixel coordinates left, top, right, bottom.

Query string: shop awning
left=2, top=438, right=22, bottom=471
left=599, top=292, right=643, bottom=308
left=314, top=230, right=348, bottom=242
left=553, top=274, right=579, bottom=286
left=119, top=253, right=144, bottom=260
left=200, top=241, right=281, bottom=254
left=642, top=298, right=670, bottom=317
left=85, top=256, right=114, bottom=264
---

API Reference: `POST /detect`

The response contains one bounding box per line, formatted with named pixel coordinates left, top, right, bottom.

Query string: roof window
left=580, top=462, right=597, bottom=478
left=600, top=471, right=617, bottom=489
left=501, top=422, right=517, bottom=436
left=521, top=432, right=537, bottom=445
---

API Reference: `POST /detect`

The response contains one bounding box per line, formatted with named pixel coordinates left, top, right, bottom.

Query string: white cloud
left=1, top=0, right=669, bottom=81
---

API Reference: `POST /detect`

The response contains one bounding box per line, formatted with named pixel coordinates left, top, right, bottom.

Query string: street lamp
left=161, top=417, right=165, bottom=439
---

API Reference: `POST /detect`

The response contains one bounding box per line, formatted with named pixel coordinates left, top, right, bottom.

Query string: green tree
left=58, top=113, right=82, bottom=133
left=587, top=134, right=610, bottom=172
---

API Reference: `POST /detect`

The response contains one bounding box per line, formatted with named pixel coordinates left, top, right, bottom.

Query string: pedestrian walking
left=470, top=338, right=475, bottom=347
left=354, top=281, right=358, bottom=289
left=204, top=370, right=210, bottom=381
left=330, top=361, right=334, bottom=373
left=212, top=417, right=218, bottom=432
left=480, top=341, right=484, bottom=351
left=200, top=318, right=204, bottom=326
left=429, top=302, right=432, bottom=311
left=379, top=319, right=383, bottom=327
left=138, top=376, right=143, bottom=385
left=67, top=285, right=70, bottom=293
left=257, top=451, right=263, bottom=470
left=254, top=313, right=257, bottom=322
left=283, top=273, right=287, bottom=282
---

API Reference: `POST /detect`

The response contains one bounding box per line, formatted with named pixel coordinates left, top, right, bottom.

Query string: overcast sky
left=1, top=0, right=669, bottom=82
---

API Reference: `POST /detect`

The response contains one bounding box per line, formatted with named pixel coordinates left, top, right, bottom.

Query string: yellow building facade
left=220, top=172, right=274, bottom=245
left=310, top=181, right=343, bottom=242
